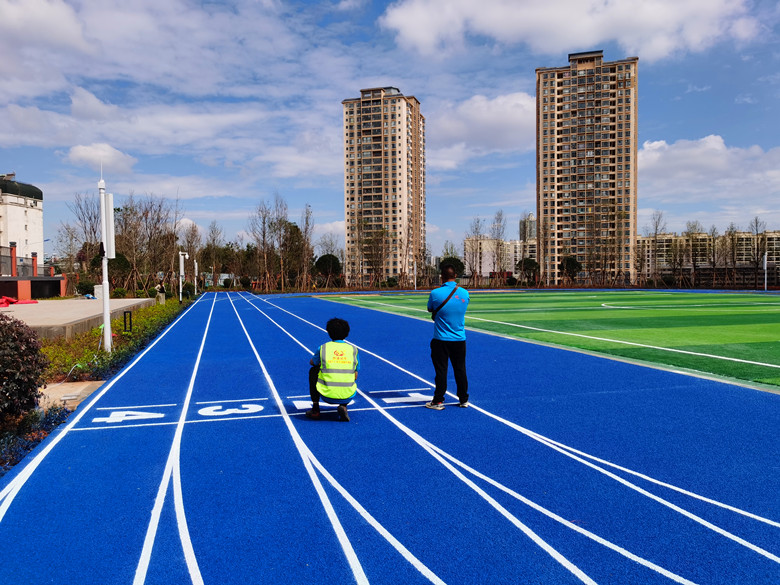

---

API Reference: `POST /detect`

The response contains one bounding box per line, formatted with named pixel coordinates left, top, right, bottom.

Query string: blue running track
left=1, top=292, right=778, bottom=584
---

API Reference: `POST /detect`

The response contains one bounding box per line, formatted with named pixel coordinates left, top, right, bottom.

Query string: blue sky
left=1, top=0, right=779, bottom=258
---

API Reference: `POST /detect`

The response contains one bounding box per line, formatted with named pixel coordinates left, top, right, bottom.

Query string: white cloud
left=66, top=143, right=138, bottom=174
left=639, top=135, right=780, bottom=230
left=379, top=0, right=760, bottom=61
left=70, top=88, right=121, bottom=121
left=427, top=92, right=535, bottom=169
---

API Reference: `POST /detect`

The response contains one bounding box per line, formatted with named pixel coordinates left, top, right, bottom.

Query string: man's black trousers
left=430, top=338, right=468, bottom=404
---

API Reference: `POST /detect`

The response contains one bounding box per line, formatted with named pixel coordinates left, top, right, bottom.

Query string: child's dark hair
left=326, top=318, right=350, bottom=340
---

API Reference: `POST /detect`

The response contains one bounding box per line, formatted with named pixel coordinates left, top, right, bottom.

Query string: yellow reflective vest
left=316, top=341, right=358, bottom=399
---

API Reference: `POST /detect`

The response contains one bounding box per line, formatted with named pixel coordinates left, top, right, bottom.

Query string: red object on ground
left=0, top=296, right=38, bottom=306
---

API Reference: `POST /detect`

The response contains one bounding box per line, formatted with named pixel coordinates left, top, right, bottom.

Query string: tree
left=748, top=216, right=767, bottom=289
left=645, top=210, right=667, bottom=287
left=706, top=225, right=721, bottom=288
left=439, top=256, right=465, bottom=276
left=464, top=216, right=484, bottom=287
left=364, top=227, right=390, bottom=288
left=683, top=220, right=705, bottom=287
left=441, top=240, right=460, bottom=259
left=205, top=220, right=224, bottom=288
left=489, top=209, right=507, bottom=284
left=315, top=254, right=342, bottom=289
left=517, top=258, right=539, bottom=285
left=559, top=256, right=582, bottom=286
left=270, top=194, right=289, bottom=291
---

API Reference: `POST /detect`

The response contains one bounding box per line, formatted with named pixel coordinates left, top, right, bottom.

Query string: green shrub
left=0, top=314, right=48, bottom=418
left=135, top=289, right=146, bottom=298
left=182, top=281, right=195, bottom=298
left=76, top=280, right=96, bottom=296
left=111, top=287, right=127, bottom=298
left=41, top=298, right=189, bottom=383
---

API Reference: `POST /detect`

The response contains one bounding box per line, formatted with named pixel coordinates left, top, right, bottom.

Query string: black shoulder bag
left=430, top=285, right=459, bottom=321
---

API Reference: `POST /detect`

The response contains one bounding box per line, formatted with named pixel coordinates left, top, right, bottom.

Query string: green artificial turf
left=330, top=290, right=780, bottom=388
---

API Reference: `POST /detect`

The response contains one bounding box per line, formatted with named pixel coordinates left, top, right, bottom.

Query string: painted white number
left=198, top=404, right=264, bottom=417
left=93, top=411, right=165, bottom=424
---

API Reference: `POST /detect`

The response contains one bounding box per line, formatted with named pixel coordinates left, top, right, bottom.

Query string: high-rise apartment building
left=536, top=51, right=638, bottom=285
left=342, top=87, right=426, bottom=285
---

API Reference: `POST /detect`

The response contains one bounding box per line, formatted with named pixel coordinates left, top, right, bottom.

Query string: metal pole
left=764, top=252, right=768, bottom=292
left=178, top=251, right=189, bottom=303
left=194, top=260, right=198, bottom=296
left=98, top=179, right=112, bottom=353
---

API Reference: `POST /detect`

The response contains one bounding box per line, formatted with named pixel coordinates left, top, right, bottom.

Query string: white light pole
left=764, top=252, right=768, bottom=292
left=179, top=251, right=189, bottom=303
left=98, top=178, right=115, bottom=353
left=194, top=259, right=198, bottom=296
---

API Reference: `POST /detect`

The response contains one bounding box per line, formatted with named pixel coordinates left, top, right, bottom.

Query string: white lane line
left=236, top=292, right=445, bottom=584
left=347, top=297, right=780, bottom=370
left=260, top=296, right=780, bottom=563
left=0, top=293, right=208, bottom=522
left=96, top=404, right=178, bottom=410
left=194, top=397, right=268, bottom=405
left=246, top=295, right=596, bottom=585
left=228, top=293, right=370, bottom=585
left=133, top=293, right=218, bottom=585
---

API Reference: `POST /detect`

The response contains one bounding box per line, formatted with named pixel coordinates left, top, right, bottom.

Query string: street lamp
left=179, top=251, right=189, bottom=304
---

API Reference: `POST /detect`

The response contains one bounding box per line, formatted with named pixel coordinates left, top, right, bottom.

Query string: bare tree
left=270, top=194, right=289, bottom=291
left=683, top=220, right=705, bottom=287
left=489, top=210, right=507, bottom=285
left=298, top=204, right=315, bottom=291
left=464, top=216, right=484, bottom=287
left=706, top=225, right=721, bottom=288
left=206, top=220, right=224, bottom=288
left=248, top=201, right=274, bottom=292
left=723, top=223, right=739, bottom=287
left=442, top=240, right=460, bottom=258
left=645, top=210, right=667, bottom=287
left=748, top=216, right=767, bottom=289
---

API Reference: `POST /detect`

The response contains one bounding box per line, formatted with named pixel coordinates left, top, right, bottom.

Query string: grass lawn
left=329, top=290, right=780, bottom=389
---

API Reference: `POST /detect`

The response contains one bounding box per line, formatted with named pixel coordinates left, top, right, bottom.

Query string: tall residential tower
left=536, top=51, right=638, bottom=285
left=342, top=87, right=426, bottom=285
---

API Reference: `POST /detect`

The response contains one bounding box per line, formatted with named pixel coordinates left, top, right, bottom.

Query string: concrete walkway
left=40, top=380, right=103, bottom=410
left=1, top=297, right=156, bottom=339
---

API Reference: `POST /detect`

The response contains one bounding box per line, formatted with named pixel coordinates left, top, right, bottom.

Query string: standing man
left=426, top=263, right=470, bottom=410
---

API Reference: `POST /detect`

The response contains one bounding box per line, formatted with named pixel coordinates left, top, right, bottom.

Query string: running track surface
left=1, top=292, right=778, bottom=585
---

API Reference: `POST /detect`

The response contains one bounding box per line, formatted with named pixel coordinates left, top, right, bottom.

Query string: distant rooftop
left=0, top=174, right=43, bottom=201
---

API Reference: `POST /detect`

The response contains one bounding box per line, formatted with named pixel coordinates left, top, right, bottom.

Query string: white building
left=0, top=173, right=44, bottom=261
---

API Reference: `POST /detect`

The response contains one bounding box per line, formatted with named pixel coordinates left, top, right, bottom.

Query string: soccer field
left=330, top=290, right=780, bottom=389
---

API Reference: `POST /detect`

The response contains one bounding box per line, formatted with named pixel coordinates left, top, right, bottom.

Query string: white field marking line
left=261, top=297, right=780, bottom=556
left=248, top=298, right=601, bottom=585
left=96, top=404, right=178, bottom=410
left=133, top=294, right=217, bottom=585
left=470, top=404, right=780, bottom=564
left=228, top=293, right=370, bottom=585
left=0, top=292, right=208, bottom=521
left=344, top=297, right=780, bottom=369
left=236, top=294, right=448, bottom=584
left=464, top=314, right=780, bottom=369
left=194, top=397, right=268, bottom=404
left=601, top=302, right=780, bottom=310
left=522, top=430, right=780, bottom=530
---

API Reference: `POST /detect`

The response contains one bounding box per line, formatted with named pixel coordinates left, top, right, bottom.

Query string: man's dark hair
left=326, top=318, right=350, bottom=340
left=440, top=263, right=458, bottom=280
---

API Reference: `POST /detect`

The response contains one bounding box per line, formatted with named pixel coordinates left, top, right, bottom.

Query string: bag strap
left=431, top=285, right=459, bottom=320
